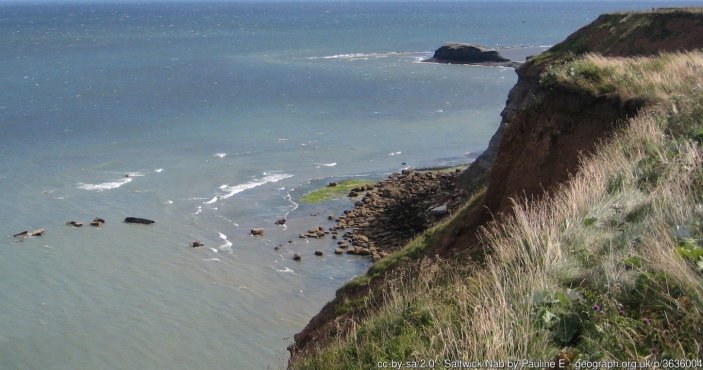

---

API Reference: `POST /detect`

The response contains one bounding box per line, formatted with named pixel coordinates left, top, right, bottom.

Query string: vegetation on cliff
left=291, top=50, right=703, bottom=369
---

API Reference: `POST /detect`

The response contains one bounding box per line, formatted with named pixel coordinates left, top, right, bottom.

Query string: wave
left=214, top=153, right=227, bottom=158
left=308, top=51, right=428, bottom=61
left=275, top=266, right=295, bottom=274
left=315, top=162, right=337, bottom=168
left=217, top=173, right=294, bottom=201
left=218, top=232, right=233, bottom=254
left=77, top=177, right=132, bottom=191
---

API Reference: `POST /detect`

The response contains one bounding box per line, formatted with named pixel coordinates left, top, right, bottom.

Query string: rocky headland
left=289, top=8, right=703, bottom=368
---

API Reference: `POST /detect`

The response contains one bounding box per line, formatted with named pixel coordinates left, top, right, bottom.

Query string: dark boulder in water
left=425, top=43, right=517, bottom=66
left=191, top=241, right=204, bottom=248
left=275, top=218, right=287, bottom=225
left=124, top=217, right=155, bottom=225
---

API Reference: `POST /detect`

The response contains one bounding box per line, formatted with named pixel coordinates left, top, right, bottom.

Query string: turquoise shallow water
left=1, top=1, right=702, bottom=369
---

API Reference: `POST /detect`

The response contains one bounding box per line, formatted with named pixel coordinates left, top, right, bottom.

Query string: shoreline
left=289, top=163, right=471, bottom=263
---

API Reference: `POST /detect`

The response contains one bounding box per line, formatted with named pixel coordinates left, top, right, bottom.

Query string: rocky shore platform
left=297, top=167, right=468, bottom=263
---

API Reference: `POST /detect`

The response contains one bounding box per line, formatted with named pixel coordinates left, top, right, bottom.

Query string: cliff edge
left=289, top=8, right=703, bottom=368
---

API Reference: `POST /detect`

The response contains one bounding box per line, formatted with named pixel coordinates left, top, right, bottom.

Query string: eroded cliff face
left=447, top=9, right=703, bottom=251
left=457, top=9, right=703, bottom=193
left=289, top=9, right=703, bottom=364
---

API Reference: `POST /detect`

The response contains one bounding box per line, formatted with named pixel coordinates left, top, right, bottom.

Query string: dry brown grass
left=291, top=52, right=703, bottom=369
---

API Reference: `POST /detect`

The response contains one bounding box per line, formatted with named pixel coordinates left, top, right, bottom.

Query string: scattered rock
left=191, top=241, right=204, bottom=248
left=334, top=248, right=344, bottom=255
left=293, top=253, right=302, bottom=261
left=250, top=228, right=264, bottom=236
left=29, top=228, right=45, bottom=237
left=314, top=251, right=323, bottom=256
left=13, top=230, right=29, bottom=237
left=66, top=221, right=83, bottom=227
left=327, top=182, right=337, bottom=187
left=124, top=217, right=155, bottom=225
left=275, top=218, right=287, bottom=225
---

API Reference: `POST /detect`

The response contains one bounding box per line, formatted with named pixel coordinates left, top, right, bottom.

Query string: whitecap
left=275, top=267, right=295, bottom=274
left=164, top=200, right=173, bottom=205
left=210, top=247, right=219, bottom=253
left=315, top=162, right=336, bottom=168
left=218, top=232, right=233, bottom=254
left=203, top=196, right=218, bottom=205
left=203, top=258, right=220, bottom=262
left=388, top=151, right=402, bottom=156
left=214, top=153, right=227, bottom=158
left=154, top=168, right=164, bottom=173
left=126, top=171, right=145, bottom=177
left=77, top=177, right=132, bottom=191
left=194, top=206, right=202, bottom=215
left=219, top=173, right=293, bottom=200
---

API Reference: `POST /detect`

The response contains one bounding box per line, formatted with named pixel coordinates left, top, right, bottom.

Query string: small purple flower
left=642, top=317, right=650, bottom=325
left=618, top=307, right=625, bottom=316
left=592, top=304, right=602, bottom=312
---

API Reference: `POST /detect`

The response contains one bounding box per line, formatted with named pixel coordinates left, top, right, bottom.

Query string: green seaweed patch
left=299, top=179, right=376, bottom=204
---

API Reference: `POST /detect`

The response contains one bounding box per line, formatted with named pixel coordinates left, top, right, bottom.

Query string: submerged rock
left=250, top=228, right=264, bottom=236
left=66, top=221, right=83, bottom=227
left=191, top=241, right=204, bottom=248
left=124, top=217, right=155, bottom=225
left=293, top=253, right=302, bottom=261
left=13, top=230, right=29, bottom=237
left=29, top=228, right=45, bottom=237
left=275, top=218, right=287, bottom=225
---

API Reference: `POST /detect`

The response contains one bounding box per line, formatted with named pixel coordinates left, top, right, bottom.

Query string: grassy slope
left=292, top=52, right=703, bottom=368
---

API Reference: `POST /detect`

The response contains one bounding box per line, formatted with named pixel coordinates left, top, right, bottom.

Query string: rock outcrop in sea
left=424, top=42, right=518, bottom=67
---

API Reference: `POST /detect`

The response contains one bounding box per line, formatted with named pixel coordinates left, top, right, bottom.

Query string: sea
left=1, top=1, right=700, bottom=369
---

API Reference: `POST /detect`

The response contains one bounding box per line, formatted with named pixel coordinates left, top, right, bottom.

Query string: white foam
left=194, top=206, right=202, bottom=215
left=219, top=173, right=293, bottom=200
left=218, top=232, right=233, bottom=254
left=164, top=200, right=173, bottom=205
left=154, top=168, right=164, bottom=173
left=214, top=153, right=227, bottom=158
left=210, top=247, right=219, bottom=253
left=388, top=151, right=402, bottom=156
left=315, top=162, right=336, bottom=168
left=203, top=196, right=218, bottom=205
left=77, top=177, right=132, bottom=191
left=203, top=258, right=220, bottom=262
left=126, top=171, right=145, bottom=177
left=275, top=267, right=295, bottom=274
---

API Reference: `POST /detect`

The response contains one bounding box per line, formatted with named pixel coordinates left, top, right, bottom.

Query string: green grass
left=299, top=179, right=376, bottom=204
left=291, top=52, right=703, bottom=369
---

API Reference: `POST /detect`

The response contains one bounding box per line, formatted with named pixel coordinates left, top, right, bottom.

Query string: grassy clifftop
left=292, top=50, right=703, bottom=369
